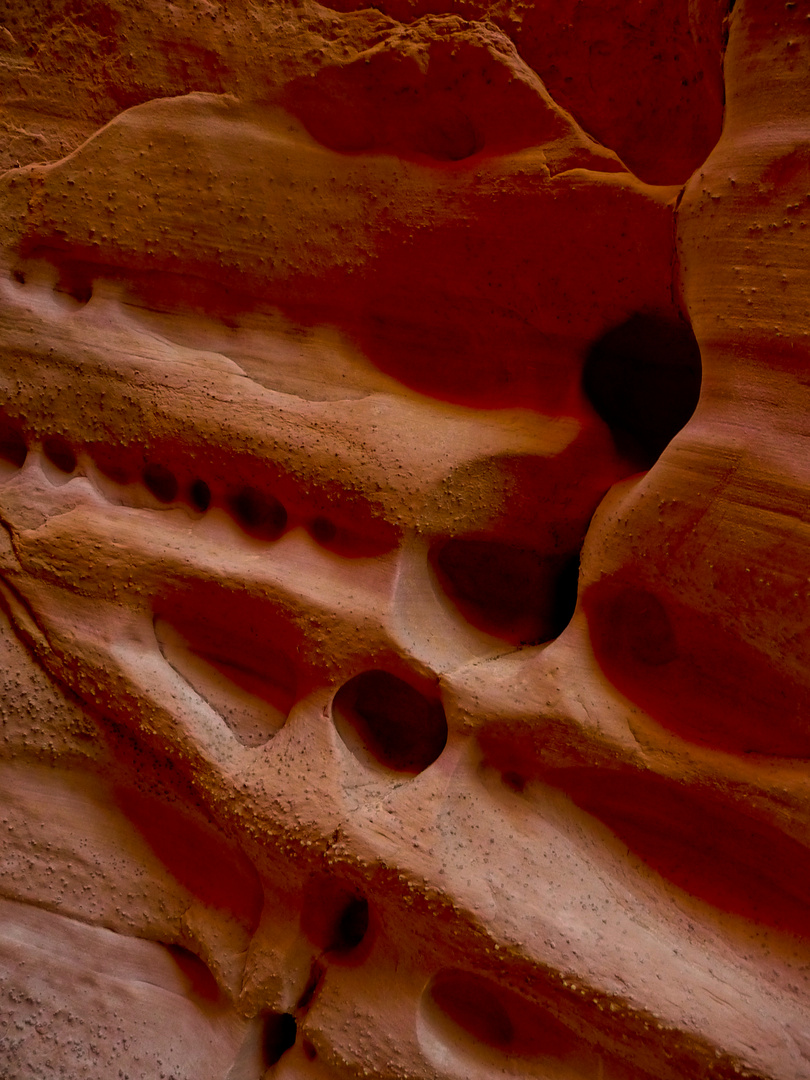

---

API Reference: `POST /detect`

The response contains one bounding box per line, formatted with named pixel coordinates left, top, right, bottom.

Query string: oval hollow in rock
left=164, top=944, right=222, bottom=1004
left=300, top=876, right=371, bottom=955
left=584, top=574, right=810, bottom=756
left=229, top=486, right=287, bottom=539
left=143, top=463, right=179, bottom=503
left=554, top=767, right=810, bottom=939
left=419, top=969, right=591, bottom=1064
left=432, top=538, right=580, bottom=645
left=419, top=110, right=481, bottom=161
left=69, top=281, right=93, bottom=305
left=603, top=585, right=678, bottom=667
left=0, top=420, right=27, bottom=470
left=155, top=617, right=295, bottom=746
left=189, top=478, right=211, bottom=512
left=57, top=263, right=93, bottom=305
left=582, top=313, right=702, bottom=467
left=93, top=447, right=131, bottom=485
left=334, top=896, right=369, bottom=951
left=43, top=435, right=77, bottom=474
left=263, top=1012, right=297, bottom=1066
left=332, top=670, right=447, bottom=774
left=430, top=972, right=513, bottom=1049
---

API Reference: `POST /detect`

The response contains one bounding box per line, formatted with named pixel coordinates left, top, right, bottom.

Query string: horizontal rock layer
left=0, top=1, right=808, bottom=1079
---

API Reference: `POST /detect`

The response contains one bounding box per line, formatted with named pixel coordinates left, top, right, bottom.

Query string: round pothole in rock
left=332, top=670, right=448, bottom=774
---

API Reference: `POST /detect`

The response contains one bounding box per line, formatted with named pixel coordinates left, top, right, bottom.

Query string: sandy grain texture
left=0, top=0, right=808, bottom=1077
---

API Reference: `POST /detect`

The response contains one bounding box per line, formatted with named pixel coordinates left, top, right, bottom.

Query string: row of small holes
left=145, top=461, right=288, bottom=539
left=5, top=422, right=575, bottom=646
left=0, top=422, right=344, bottom=547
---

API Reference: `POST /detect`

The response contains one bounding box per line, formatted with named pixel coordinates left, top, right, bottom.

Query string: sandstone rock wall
left=0, top=1, right=808, bottom=1078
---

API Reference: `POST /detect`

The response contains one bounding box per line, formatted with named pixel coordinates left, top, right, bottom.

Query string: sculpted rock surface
left=0, top=1, right=808, bottom=1078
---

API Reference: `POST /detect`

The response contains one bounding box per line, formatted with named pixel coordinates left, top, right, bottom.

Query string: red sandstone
left=0, top=1, right=808, bottom=1078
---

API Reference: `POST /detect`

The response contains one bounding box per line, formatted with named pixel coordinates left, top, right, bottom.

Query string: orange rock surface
left=0, top=0, right=808, bottom=1077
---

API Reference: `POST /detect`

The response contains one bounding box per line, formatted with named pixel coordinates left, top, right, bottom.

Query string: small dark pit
left=189, top=478, right=211, bottom=512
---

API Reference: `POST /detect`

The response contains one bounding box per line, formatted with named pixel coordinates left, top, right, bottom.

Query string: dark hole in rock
left=582, top=312, right=702, bottom=467
left=300, top=877, right=372, bottom=956
left=143, top=463, right=178, bottom=503
left=43, top=435, right=77, bottom=474
left=433, top=538, right=580, bottom=645
left=263, top=1013, right=297, bottom=1066
left=12, top=269, right=25, bottom=285
left=333, top=669, right=447, bottom=774
left=0, top=421, right=27, bottom=469
left=189, top=478, right=211, bottom=512
left=56, top=263, right=94, bottom=305
left=549, top=549, right=581, bottom=640
left=230, top=486, right=287, bottom=539
left=334, top=896, right=369, bottom=951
